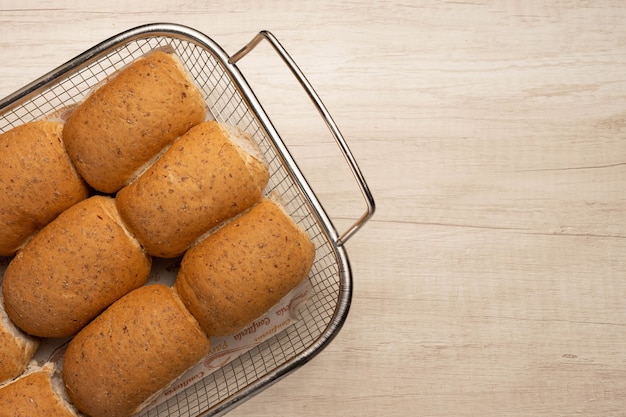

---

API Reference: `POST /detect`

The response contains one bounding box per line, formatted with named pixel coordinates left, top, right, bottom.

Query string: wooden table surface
left=2, top=1, right=626, bottom=416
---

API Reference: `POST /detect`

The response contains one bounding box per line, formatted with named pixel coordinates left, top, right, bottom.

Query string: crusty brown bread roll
left=0, top=296, right=39, bottom=384
left=63, top=284, right=210, bottom=417
left=2, top=195, right=151, bottom=338
left=0, top=120, right=89, bottom=256
left=174, top=197, right=316, bottom=336
left=115, top=120, right=270, bottom=258
left=63, top=50, right=207, bottom=193
left=0, top=362, right=79, bottom=417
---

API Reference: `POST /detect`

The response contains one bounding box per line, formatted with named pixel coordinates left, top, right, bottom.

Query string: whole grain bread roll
left=0, top=362, right=79, bottom=417
left=174, top=197, right=316, bottom=336
left=0, top=296, right=39, bottom=384
left=63, top=50, right=207, bottom=193
left=0, top=120, right=89, bottom=256
left=2, top=195, right=151, bottom=338
left=115, top=120, right=269, bottom=258
left=63, top=284, right=210, bottom=417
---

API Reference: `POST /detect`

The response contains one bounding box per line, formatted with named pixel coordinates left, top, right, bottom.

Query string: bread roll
left=0, top=296, right=39, bottom=384
left=116, top=120, right=269, bottom=258
left=63, top=284, right=210, bottom=417
left=0, top=362, right=78, bottom=417
left=63, top=50, right=207, bottom=193
left=174, top=197, right=316, bottom=336
left=0, top=120, right=89, bottom=256
left=2, top=195, right=151, bottom=338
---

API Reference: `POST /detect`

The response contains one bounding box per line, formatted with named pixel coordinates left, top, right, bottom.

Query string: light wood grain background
left=2, top=1, right=626, bottom=416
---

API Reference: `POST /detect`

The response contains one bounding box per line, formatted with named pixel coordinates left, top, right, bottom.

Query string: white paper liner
left=143, top=277, right=313, bottom=411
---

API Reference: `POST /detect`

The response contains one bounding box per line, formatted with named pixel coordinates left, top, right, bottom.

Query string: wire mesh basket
left=0, top=23, right=374, bottom=416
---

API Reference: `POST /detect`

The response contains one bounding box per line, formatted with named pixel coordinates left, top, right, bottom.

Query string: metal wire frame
left=0, top=23, right=374, bottom=416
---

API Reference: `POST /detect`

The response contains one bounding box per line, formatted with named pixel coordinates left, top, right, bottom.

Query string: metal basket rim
left=0, top=22, right=354, bottom=417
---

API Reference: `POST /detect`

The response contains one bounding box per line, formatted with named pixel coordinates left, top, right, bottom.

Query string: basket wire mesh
left=0, top=24, right=373, bottom=416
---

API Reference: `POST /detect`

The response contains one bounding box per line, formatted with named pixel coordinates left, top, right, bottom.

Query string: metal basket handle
left=230, top=31, right=375, bottom=246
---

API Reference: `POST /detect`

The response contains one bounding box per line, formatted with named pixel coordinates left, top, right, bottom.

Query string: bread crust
left=63, top=50, right=207, bottom=193
left=62, top=284, right=210, bottom=417
left=0, top=363, right=77, bottom=417
left=174, top=198, right=316, bottom=336
left=116, top=120, right=269, bottom=258
left=0, top=297, right=39, bottom=384
left=0, top=120, right=89, bottom=256
left=1, top=195, right=151, bottom=338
